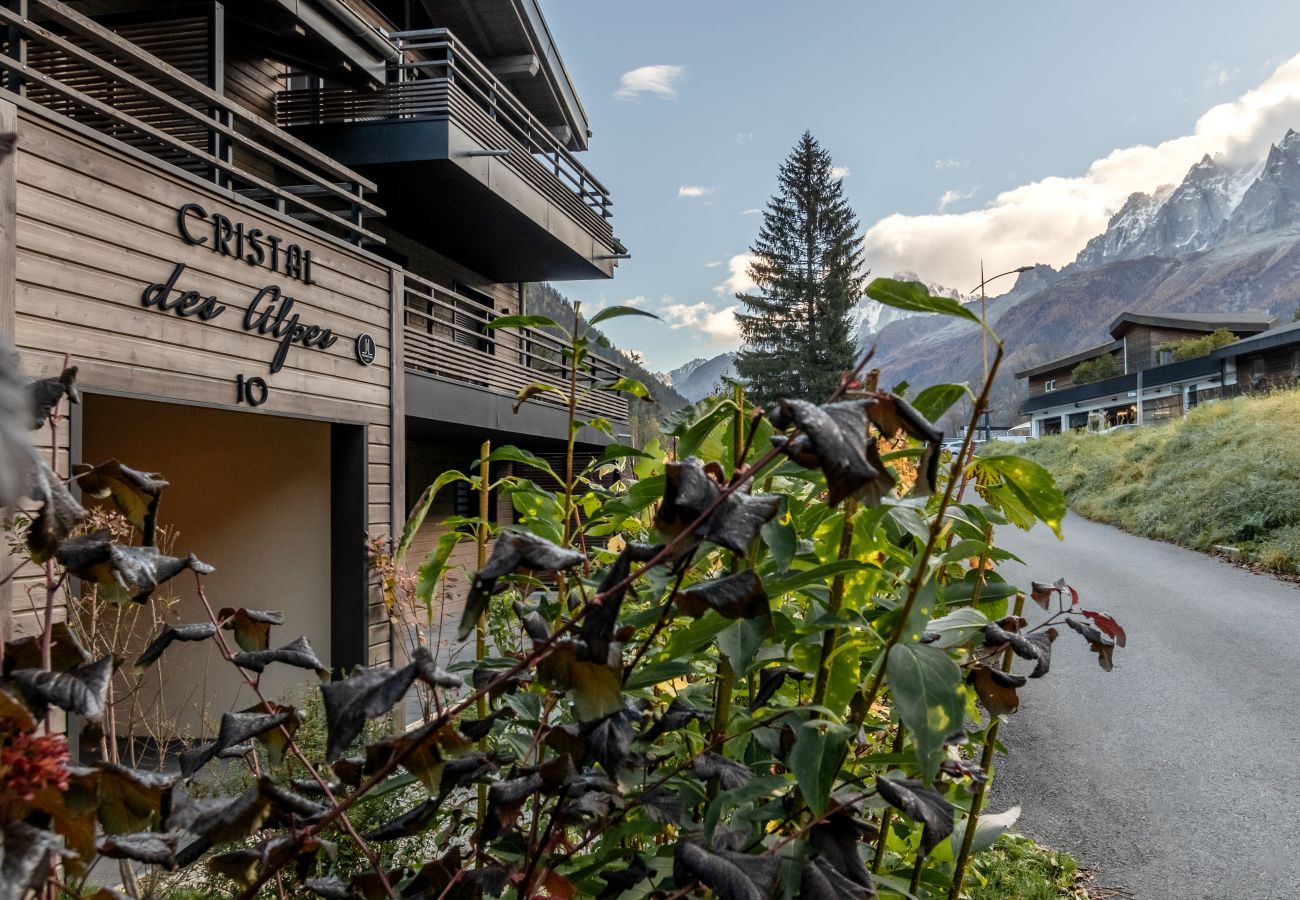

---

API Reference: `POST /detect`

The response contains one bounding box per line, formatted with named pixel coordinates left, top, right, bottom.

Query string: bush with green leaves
left=1069, top=354, right=1118, bottom=385
left=0, top=278, right=1127, bottom=900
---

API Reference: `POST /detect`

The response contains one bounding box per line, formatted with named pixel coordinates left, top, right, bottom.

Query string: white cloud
left=937, top=187, right=978, bottom=212
left=735, top=132, right=755, bottom=143
left=678, top=185, right=715, bottom=199
left=740, top=208, right=761, bottom=216
left=1205, top=62, right=1239, bottom=89
left=661, top=301, right=741, bottom=343
left=831, top=166, right=851, bottom=180
left=621, top=295, right=648, bottom=307
left=935, top=159, right=965, bottom=170
left=614, top=64, right=686, bottom=101
left=863, top=53, right=1300, bottom=294
left=705, top=260, right=724, bottom=268
left=714, top=253, right=757, bottom=296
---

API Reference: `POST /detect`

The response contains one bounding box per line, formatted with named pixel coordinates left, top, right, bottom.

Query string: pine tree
left=735, top=132, right=865, bottom=405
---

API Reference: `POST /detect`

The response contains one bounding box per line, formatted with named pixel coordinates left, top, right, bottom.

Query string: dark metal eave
left=290, top=118, right=620, bottom=281
left=1108, top=311, right=1276, bottom=339
left=1212, top=320, right=1300, bottom=357
left=405, top=372, right=623, bottom=447
left=255, top=0, right=395, bottom=82
left=1021, top=355, right=1222, bottom=414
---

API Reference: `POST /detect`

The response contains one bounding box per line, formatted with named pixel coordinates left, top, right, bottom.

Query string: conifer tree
left=735, top=132, right=865, bottom=405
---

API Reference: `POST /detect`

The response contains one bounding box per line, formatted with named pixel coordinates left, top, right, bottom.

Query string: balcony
left=276, top=28, right=625, bottom=282
left=402, top=272, right=628, bottom=439
left=0, top=0, right=381, bottom=246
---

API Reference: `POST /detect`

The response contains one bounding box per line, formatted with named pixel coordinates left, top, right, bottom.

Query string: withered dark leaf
left=2, top=821, right=64, bottom=899
left=969, top=666, right=1026, bottom=717
left=483, top=772, right=545, bottom=842
left=799, top=854, right=876, bottom=900
left=672, top=841, right=765, bottom=900
left=656, top=457, right=778, bottom=553
left=4, top=621, right=89, bottom=675
left=459, top=707, right=514, bottom=741
left=515, top=600, right=552, bottom=643
left=459, top=531, right=585, bottom=641
left=692, top=752, right=753, bottom=790
left=303, top=876, right=355, bottom=899
left=412, top=647, right=465, bottom=690
left=218, top=608, right=284, bottom=653
left=134, top=622, right=217, bottom=675
left=29, top=366, right=78, bottom=428
left=808, top=809, right=876, bottom=892
left=97, top=832, right=178, bottom=869
left=1026, top=628, right=1057, bottom=678
left=770, top=399, right=894, bottom=506
left=1081, top=609, right=1127, bottom=648
left=751, top=666, right=809, bottom=710
left=260, top=777, right=329, bottom=824
left=676, top=570, right=768, bottom=620
left=983, top=622, right=1041, bottom=661
left=96, top=762, right=176, bottom=835
left=639, top=696, right=710, bottom=743
left=167, top=788, right=272, bottom=846
left=57, top=535, right=213, bottom=604
left=321, top=662, right=418, bottom=761
left=365, top=796, right=443, bottom=841
left=874, top=775, right=954, bottom=856
left=1067, top=618, right=1116, bottom=671
left=597, top=855, right=651, bottom=900
left=362, top=718, right=463, bottom=791
left=73, top=459, right=168, bottom=546
left=1029, top=581, right=1056, bottom=610
left=231, top=635, right=327, bottom=680
left=583, top=710, right=634, bottom=772
left=12, top=656, right=112, bottom=724
left=442, top=751, right=497, bottom=791
left=641, top=785, right=683, bottom=825
left=26, top=459, right=87, bottom=561
left=537, top=640, right=623, bottom=723
left=216, top=710, right=295, bottom=756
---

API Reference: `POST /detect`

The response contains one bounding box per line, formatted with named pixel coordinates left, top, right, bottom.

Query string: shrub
left=1159, top=328, right=1239, bottom=362
left=1070, top=354, right=1119, bottom=385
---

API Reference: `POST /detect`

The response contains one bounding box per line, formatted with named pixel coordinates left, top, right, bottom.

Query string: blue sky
left=541, top=1, right=1300, bottom=372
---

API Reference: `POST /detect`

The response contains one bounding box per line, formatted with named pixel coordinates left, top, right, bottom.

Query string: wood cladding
left=8, top=103, right=396, bottom=664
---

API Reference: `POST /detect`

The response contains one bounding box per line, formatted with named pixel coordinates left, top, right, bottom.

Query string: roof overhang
left=1108, top=311, right=1276, bottom=339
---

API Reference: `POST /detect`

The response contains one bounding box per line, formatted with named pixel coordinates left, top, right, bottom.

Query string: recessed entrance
left=78, top=394, right=363, bottom=741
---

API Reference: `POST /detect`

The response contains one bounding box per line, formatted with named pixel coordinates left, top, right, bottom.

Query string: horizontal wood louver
left=26, top=14, right=212, bottom=175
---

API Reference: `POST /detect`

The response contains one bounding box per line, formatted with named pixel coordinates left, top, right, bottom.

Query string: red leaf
left=1082, top=610, right=1126, bottom=648
left=1029, top=582, right=1055, bottom=611
left=1067, top=585, right=1080, bottom=607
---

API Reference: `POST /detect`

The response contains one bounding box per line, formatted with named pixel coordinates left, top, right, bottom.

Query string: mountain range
left=865, top=127, right=1300, bottom=415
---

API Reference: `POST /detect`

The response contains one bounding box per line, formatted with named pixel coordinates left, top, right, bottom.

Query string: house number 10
left=236, top=374, right=269, bottom=407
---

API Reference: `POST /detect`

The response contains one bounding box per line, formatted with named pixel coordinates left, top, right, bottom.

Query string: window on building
left=1291, top=351, right=1300, bottom=380
left=1250, top=356, right=1267, bottom=386
left=1045, top=379, right=1056, bottom=392
left=1158, top=349, right=1174, bottom=366
left=1187, top=385, right=1198, bottom=408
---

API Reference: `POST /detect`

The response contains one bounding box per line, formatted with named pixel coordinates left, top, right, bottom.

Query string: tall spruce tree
left=735, top=132, right=865, bottom=405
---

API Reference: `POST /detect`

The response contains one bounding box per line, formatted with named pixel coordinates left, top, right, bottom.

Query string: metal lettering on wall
left=139, top=203, right=376, bottom=407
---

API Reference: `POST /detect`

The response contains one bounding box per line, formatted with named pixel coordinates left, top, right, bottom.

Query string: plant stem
left=948, top=589, right=1025, bottom=900
left=871, top=722, right=908, bottom=873
left=812, top=499, right=857, bottom=708
left=476, top=439, right=491, bottom=828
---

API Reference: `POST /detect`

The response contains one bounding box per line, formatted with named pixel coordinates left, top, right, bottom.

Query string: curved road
left=992, top=513, right=1300, bottom=900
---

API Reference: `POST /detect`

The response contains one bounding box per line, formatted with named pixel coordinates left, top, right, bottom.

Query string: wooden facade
left=0, top=0, right=629, bottom=695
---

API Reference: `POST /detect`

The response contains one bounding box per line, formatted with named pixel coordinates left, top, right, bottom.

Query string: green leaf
left=950, top=804, right=1021, bottom=855
left=924, top=607, right=989, bottom=649
left=974, top=455, right=1066, bottom=538
left=512, top=382, right=563, bottom=413
left=658, top=611, right=733, bottom=660
left=675, top=400, right=735, bottom=460
left=866, top=277, right=981, bottom=324
left=588, top=305, right=660, bottom=327
left=910, top=383, right=972, bottom=423
left=788, top=720, right=851, bottom=814
left=763, top=559, right=872, bottom=597
left=396, top=470, right=468, bottom=564
left=886, top=642, right=966, bottom=784
left=480, top=446, right=561, bottom=483
left=597, top=377, right=651, bottom=400
left=760, top=516, right=797, bottom=571
left=415, top=531, right=465, bottom=605
left=595, top=444, right=651, bottom=465
left=485, top=314, right=563, bottom=332
left=623, top=659, right=696, bottom=690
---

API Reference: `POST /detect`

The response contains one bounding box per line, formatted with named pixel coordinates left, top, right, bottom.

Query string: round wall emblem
left=354, top=332, right=376, bottom=366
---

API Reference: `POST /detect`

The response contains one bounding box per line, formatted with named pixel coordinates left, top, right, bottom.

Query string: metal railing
left=275, top=27, right=618, bottom=248
left=402, top=271, right=628, bottom=422
left=0, top=0, right=382, bottom=245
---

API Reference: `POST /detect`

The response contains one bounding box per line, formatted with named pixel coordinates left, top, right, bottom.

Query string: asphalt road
left=991, top=513, right=1300, bottom=900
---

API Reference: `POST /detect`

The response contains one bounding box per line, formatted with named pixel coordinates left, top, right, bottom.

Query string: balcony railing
left=275, top=28, right=619, bottom=251
left=402, top=272, right=628, bottom=423
left=0, top=0, right=381, bottom=245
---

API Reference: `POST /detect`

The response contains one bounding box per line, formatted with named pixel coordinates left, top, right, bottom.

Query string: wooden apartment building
left=0, top=0, right=629, bottom=720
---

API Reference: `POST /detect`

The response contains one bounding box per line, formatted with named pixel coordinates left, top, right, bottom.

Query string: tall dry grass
left=1012, top=386, right=1300, bottom=574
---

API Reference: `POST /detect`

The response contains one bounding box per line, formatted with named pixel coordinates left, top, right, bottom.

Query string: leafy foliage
left=0, top=280, right=1127, bottom=899
left=1069, top=353, right=1119, bottom=385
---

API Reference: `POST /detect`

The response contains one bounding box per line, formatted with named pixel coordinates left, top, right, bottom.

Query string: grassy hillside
left=1012, top=386, right=1300, bottom=574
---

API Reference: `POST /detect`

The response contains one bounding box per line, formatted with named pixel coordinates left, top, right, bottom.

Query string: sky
left=539, top=1, right=1300, bottom=373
